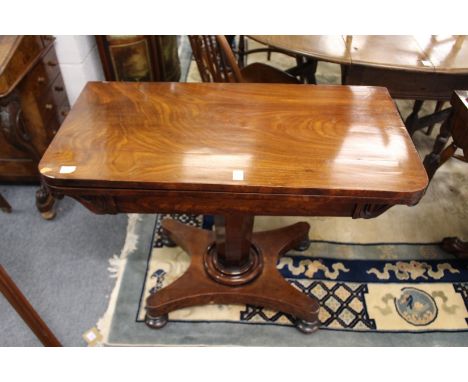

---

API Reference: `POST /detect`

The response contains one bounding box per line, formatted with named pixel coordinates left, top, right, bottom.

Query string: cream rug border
left=93, top=214, right=142, bottom=346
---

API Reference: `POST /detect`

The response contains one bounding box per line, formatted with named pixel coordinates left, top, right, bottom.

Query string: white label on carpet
left=59, top=165, right=76, bottom=174
left=82, top=327, right=103, bottom=346
left=85, top=331, right=96, bottom=341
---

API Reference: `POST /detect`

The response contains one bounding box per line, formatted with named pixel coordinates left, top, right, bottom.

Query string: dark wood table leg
left=0, top=192, right=12, bottom=213
left=426, top=101, right=445, bottom=136
left=0, top=265, right=61, bottom=346
left=145, top=216, right=320, bottom=333
left=405, top=100, right=424, bottom=136
left=35, top=182, right=56, bottom=220
left=423, top=113, right=454, bottom=180
left=442, top=237, right=468, bottom=259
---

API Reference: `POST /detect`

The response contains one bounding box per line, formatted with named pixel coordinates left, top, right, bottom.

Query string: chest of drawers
left=0, top=35, right=70, bottom=218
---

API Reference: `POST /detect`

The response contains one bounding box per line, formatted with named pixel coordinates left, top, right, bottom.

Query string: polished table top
left=39, top=82, right=427, bottom=204
left=250, top=35, right=468, bottom=74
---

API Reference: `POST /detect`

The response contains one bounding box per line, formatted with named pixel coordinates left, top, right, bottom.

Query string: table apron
left=47, top=186, right=414, bottom=219
left=343, top=64, right=468, bottom=101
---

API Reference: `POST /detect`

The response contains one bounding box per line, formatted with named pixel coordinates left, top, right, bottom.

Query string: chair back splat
left=189, top=35, right=242, bottom=83
left=189, top=35, right=300, bottom=84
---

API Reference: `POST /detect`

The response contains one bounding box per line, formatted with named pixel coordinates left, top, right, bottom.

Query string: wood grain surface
left=251, top=35, right=468, bottom=73
left=39, top=82, right=427, bottom=203
left=0, top=36, right=21, bottom=72
left=249, top=35, right=351, bottom=65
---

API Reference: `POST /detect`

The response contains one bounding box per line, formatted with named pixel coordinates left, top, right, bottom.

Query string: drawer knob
left=47, top=61, right=58, bottom=67
left=54, top=85, right=64, bottom=92
left=37, top=76, right=46, bottom=83
left=45, top=103, right=54, bottom=110
left=61, top=110, right=69, bottom=117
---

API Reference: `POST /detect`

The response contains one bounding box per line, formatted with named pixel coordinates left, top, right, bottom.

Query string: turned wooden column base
left=145, top=219, right=320, bottom=334
left=442, top=237, right=468, bottom=259
left=35, top=183, right=56, bottom=220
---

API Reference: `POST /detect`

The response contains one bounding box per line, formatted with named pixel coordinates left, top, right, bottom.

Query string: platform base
left=146, top=218, right=320, bottom=334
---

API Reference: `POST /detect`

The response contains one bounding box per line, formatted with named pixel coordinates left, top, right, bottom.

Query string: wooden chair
left=424, top=91, right=468, bottom=179
left=237, top=36, right=318, bottom=84
left=237, top=35, right=293, bottom=68
left=188, top=35, right=300, bottom=84
left=423, top=90, right=468, bottom=258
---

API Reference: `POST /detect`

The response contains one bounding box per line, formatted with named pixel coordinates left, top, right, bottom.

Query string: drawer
left=21, top=52, right=60, bottom=99
left=44, top=102, right=70, bottom=138
left=48, top=74, right=67, bottom=106
left=57, top=102, right=70, bottom=124
left=38, top=77, right=68, bottom=126
left=42, top=47, right=60, bottom=85
left=45, top=114, right=61, bottom=138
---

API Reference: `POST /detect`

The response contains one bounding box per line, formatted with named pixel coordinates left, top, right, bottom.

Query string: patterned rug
left=136, top=214, right=468, bottom=333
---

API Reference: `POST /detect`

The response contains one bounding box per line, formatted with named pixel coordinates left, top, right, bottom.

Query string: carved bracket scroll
left=352, top=203, right=392, bottom=219
left=0, top=90, right=40, bottom=161
left=73, top=195, right=119, bottom=215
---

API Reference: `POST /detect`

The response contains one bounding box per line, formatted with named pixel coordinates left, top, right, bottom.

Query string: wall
left=53, top=36, right=104, bottom=105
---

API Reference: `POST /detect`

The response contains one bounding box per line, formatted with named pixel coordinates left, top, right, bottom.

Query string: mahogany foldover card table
left=39, top=82, right=428, bottom=333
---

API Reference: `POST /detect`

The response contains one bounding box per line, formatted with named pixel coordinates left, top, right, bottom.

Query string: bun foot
left=145, top=313, right=168, bottom=329
left=294, top=238, right=311, bottom=252
left=40, top=210, right=56, bottom=220
left=295, top=318, right=320, bottom=334
left=442, top=237, right=468, bottom=258
left=36, top=184, right=56, bottom=220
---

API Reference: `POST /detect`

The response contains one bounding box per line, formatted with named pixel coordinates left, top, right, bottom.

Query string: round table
left=250, top=35, right=468, bottom=101
left=250, top=36, right=468, bottom=255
